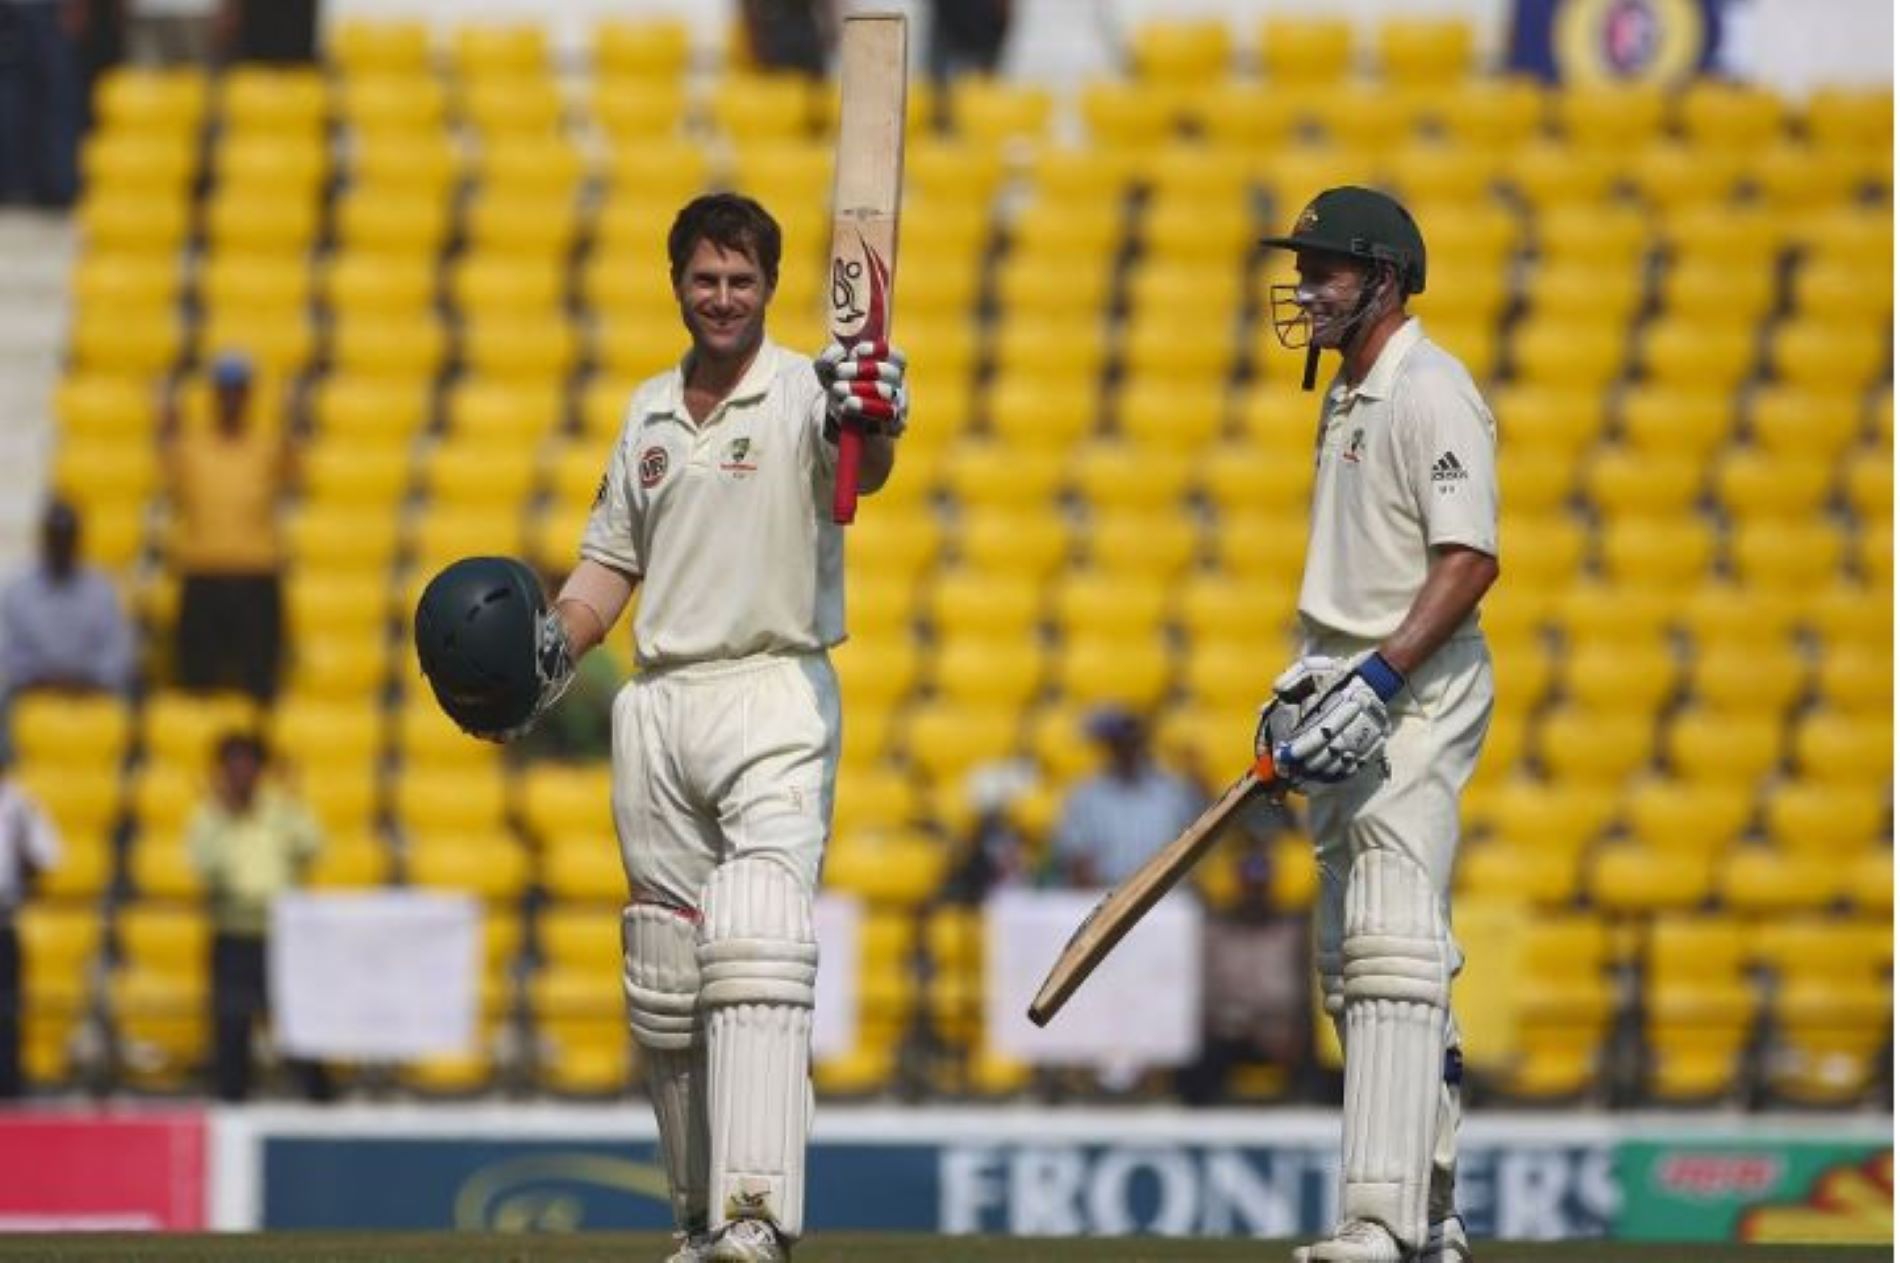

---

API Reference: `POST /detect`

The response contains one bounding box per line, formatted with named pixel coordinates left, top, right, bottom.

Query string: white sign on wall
left=811, top=892, right=861, bottom=1060
left=984, top=889, right=1202, bottom=1068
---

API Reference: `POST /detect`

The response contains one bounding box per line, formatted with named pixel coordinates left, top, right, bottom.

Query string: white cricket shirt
left=1299, top=318, right=1499, bottom=643
left=581, top=337, right=845, bottom=669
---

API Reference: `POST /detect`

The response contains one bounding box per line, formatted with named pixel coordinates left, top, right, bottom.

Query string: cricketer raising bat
left=1028, top=751, right=1290, bottom=1027
left=827, top=12, right=907, bottom=525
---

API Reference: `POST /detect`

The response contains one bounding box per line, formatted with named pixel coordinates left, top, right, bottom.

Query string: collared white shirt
left=1299, top=318, right=1499, bottom=643
left=0, top=778, right=60, bottom=911
left=581, top=337, right=845, bottom=670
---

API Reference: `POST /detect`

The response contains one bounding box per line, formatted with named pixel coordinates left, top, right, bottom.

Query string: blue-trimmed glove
left=816, top=339, right=908, bottom=440
left=1255, top=654, right=1343, bottom=764
left=1272, top=652, right=1406, bottom=785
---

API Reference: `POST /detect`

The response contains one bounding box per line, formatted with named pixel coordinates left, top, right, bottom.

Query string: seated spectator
left=0, top=744, right=61, bottom=1097
left=186, top=731, right=328, bottom=1102
left=0, top=498, right=136, bottom=705
left=1051, top=706, right=1204, bottom=888
left=941, top=758, right=1040, bottom=904
left=162, top=353, right=294, bottom=702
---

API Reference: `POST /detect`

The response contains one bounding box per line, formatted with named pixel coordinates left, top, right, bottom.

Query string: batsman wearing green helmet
left=1256, top=187, right=1500, bottom=1263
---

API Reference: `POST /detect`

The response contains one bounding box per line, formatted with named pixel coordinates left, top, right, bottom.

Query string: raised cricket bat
left=1027, top=752, right=1289, bottom=1027
left=827, top=13, right=907, bottom=525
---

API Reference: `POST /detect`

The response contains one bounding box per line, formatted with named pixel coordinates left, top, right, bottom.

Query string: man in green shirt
left=186, top=731, right=328, bottom=1101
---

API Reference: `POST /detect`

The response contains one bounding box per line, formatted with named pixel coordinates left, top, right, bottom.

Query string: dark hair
left=216, top=730, right=268, bottom=765
left=667, top=193, right=781, bottom=289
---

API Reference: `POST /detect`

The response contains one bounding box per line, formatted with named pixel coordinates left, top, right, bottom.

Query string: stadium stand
left=21, top=11, right=1889, bottom=1108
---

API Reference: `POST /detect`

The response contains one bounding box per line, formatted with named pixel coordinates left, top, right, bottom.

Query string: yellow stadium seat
left=270, top=695, right=384, bottom=773
left=1679, top=80, right=1786, bottom=153
left=1174, top=573, right=1297, bottom=644
left=301, top=830, right=389, bottom=890
left=1078, top=510, right=1199, bottom=579
left=985, top=374, right=1096, bottom=450
left=284, top=572, right=388, bottom=640
left=1259, top=16, right=1354, bottom=85
left=219, top=67, right=326, bottom=141
left=1498, top=914, right=1614, bottom=1098
left=95, top=66, right=207, bottom=134
left=473, top=136, right=585, bottom=200
left=1623, top=779, right=1751, bottom=857
left=458, top=316, right=578, bottom=383
left=1559, top=639, right=1677, bottom=715
left=1536, top=706, right=1652, bottom=785
left=541, top=841, right=625, bottom=905
left=1473, top=776, right=1616, bottom=856
left=1206, top=508, right=1311, bottom=591
left=1430, top=76, right=1546, bottom=151
left=1503, top=140, right=1618, bottom=210
left=1537, top=204, right=1651, bottom=271
left=1660, top=202, right=1790, bottom=271
left=939, top=439, right=1069, bottom=511
left=1639, top=320, right=1756, bottom=390
left=1658, top=261, right=1776, bottom=328
left=451, top=22, right=546, bottom=79
left=127, top=833, right=205, bottom=899
left=1591, top=845, right=1713, bottom=915
left=1054, top=633, right=1172, bottom=710
left=422, top=438, right=543, bottom=509
left=1196, top=439, right=1291, bottom=515
left=287, top=634, right=386, bottom=701
left=203, top=188, right=319, bottom=256
left=1556, top=82, right=1666, bottom=148
left=1051, top=570, right=1170, bottom=639
left=1846, top=851, right=1892, bottom=916
left=897, top=704, right=1019, bottom=789
left=458, top=77, right=563, bottom=140
left=1791, top=710, right=1892, bottom=785
left=410, top=830, right=532, bottom=902
left=1730, top=520, right=1845, bottom=592
left=331, top=314, right=446, bottom=380
left=1616, top=386, right=1731, bottom=461
left=337, top=77, right=449, bottom=142
left=1666, top=707, right=1783, bottom=786
left=68, top=306, right=181, bottom=378
left=1069, top=441, right=1193, bottom=512
left=1644, top=915, right=1757, bottom=1100
left=109, top=966, right=208, bottom=1089
left=1815, top=645, right=1892, bottom=716
left=1721, top=846, right=1839, bottom=916
left=308, top=374, right=430, bottom=445
left=1752, top=142, right=1866, bottom=211
left=409, top=505, right=526, bottom=573
left=301, top=438, right=412, bottom=509
left=1803, top=86, right=1892, bottom=150
left=1377, top=16, right=1473, bottom=84
left=197, top=251, right=309, bottom=315
left=1119, top=322, right=1234, bottom=394
left=924, top=567, right=1043, bottom=640
left=1789, top=259, right=1893, bottom=326
left=1526, top=262, right=1642, bottom=327
left=326, top=248, right=440, bottom=317
left=1686, top=640, right=1806, bottom=716
left=1141, top=143, right=1253, bottom=205
left=395, top=758, right=509, bottom=836
left=1676, top=580, right=1801, bottom=648
left=1129, top=18, right=1230, bottom=83
left=1627, top=141, right=1747, bottom=210
left=77, top=191, right=190, bottom=255
left=1511, top=319, right=1624, bottom=391
left=1765, top=973, right=1891, bottom=1105
left=825, top=828, right=949, bottom=909
left=948, top=77, right=1051, bottom=146
left=1078, top=80, right=1186, bottom=150
left=1748, top=385, right=1866, bottom=462
left=73, top=252, right=179, bottom=312
left=13, top=694, right=132, bottom=768
left=141, top=691, right=258, bottom=771
left=1715, top=447, right=1833, bottom=523
left=1597, top=516, right=1714, bottom=589
left=80, top=130, right=196, bottom=198
left=707, top=72, right=814, bottom=141
left=1490, top=448, right=1574, bottom=515
left=329, top=17, right=429, bottom=76
left=1008, top=202, right=1124, bottom=272
left=591, top=77, right=687, bottom=144
left=439, top=379, right=563, bottom=445
left=844, top=514, right=940, bottom=581
left=593, top=17, right=689, bottom=80
left=1583, top=447, right=1702, bottom=518
left=196, top=308, right=312, bottom=380
left=927, top=637, right=1045, bottom=709
left=463, top=191, right=578, bottom=260
left=1769, top=317, right=1887, bottom=391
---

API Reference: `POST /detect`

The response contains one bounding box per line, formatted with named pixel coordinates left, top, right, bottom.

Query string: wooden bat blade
left=827, top=13, right=907, bottom=526
left=1027, top=759, right=1283, bottom=1028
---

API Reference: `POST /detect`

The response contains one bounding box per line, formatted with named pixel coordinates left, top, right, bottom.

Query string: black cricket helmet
left=414, top=555, right=547, bottom=735
left=1262, top=185, right=1428, bottom=294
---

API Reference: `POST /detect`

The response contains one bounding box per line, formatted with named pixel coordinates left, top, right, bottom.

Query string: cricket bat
left=826, top=12, right=907, bottom=525
left=1027, top=752, right=1289, bottom=1028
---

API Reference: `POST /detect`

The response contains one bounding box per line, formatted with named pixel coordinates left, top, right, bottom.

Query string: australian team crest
left=720, top=435, right=759, bottom=478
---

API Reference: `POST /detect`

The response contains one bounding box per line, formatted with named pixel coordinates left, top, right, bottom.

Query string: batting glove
left=1272, top=653, right=1405, bottom=786
left=474, top=608, right=576, bottom=744
left=1254, top=654, right=1343, bottom=766
left=816, top=339, right=908, bottom=439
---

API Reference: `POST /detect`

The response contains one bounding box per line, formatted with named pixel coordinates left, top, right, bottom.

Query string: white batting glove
left=1272, top=653, right=1406, bottom=786
left=1254, top=654, right=1343, bottom=766
left=816, top=339, right=908, bottom=439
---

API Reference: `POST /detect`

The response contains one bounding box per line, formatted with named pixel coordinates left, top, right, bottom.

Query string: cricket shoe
left=1292, top=1219, right=1404, bottom=1262
left=661, top=1226, right=715, bottom=1262
left=1418, top=1214, right=1472, bottom=1262
left=705, top=1217, right=790, bottom=1261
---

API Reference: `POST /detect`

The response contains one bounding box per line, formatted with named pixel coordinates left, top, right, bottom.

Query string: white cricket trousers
left=611, top=650, right=841, bottom=910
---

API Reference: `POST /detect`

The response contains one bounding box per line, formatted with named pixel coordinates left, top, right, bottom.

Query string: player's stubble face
left=676, top=237, right=774, bottom=367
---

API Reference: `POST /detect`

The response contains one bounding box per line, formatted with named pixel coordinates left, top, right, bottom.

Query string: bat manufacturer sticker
left=829, top=228, right=890, bottom=341
left=638, top=445, right=669, bottom=490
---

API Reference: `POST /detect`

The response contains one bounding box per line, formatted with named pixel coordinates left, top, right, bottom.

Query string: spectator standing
left=1051, top=706, right=1204, bottom=888
left=0, top=749, right=60, bottom=1097
left=740, top=0, right=831, bottom=76
left=162, top=352, right=293, bottom=702
left=0, top=0, right=84, bottom=206
left=213, top=0, right=314, bottom=64
left=185, top=731, right=327, bottom=1101
left=928, top=0, right=1012, bottom=80
left=0, top=498, right=136, bottom=706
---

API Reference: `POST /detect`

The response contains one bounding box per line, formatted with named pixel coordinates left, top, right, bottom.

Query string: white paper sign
left=984, top=889, right=1203, bottom=1068
left=270, top=891, right=479, bottom=1060
left=811, top=892, right=860, bottom=1059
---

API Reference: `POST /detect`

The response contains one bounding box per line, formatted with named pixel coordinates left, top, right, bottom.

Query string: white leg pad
left=624, top=902, right=709, bottom=1233
left=699, top=857, right=818, bottom=1240
left=1340, top=849, right=1452, bottom=1250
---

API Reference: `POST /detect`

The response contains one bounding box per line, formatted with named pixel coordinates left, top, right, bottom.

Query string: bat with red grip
left=827, top=14, right=906, bottom=526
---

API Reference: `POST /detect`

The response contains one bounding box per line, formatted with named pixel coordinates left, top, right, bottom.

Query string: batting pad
left=1339, top=849, right=1452, bottom=1249
left=624, top=902, right=709, bottom=1231
left=699, top=857, right=819, bottom=1239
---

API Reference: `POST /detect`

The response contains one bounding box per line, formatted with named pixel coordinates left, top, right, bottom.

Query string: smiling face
left=674, top=236, right=773, bottom=365
left=1293, top=251, right=1383, bottom=350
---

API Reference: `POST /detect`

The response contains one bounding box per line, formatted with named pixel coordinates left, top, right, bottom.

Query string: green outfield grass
left=0, top=1236, right=1886, bottom=1262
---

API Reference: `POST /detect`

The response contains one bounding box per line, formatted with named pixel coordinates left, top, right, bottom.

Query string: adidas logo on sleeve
left=1431, top=451, right=1468, bottom=483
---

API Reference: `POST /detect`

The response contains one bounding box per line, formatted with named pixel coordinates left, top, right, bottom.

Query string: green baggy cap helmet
left=1262, top=185, right=1428, bottom=295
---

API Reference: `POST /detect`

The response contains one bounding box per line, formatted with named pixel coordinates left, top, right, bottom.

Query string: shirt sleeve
left=90, top=575, right=135, bottom=693
left=18, top=790, right=60, bottom=873
left=579, top=423, right=644, bottom=577
left=185, top=807, right=222, bottom=881
left=1401, top=374, right=1499, bottom=558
